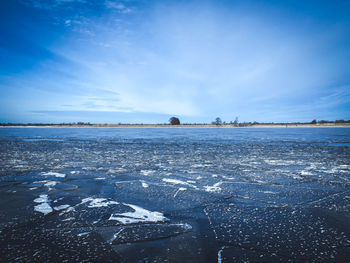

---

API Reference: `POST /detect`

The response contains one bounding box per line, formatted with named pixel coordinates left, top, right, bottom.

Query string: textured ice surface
left=205, top=202, right=350, bottom=261
left=0, top=127, right=350, bottom=262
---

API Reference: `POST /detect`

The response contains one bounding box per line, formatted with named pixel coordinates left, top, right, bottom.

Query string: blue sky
left=1, top=0, right=350, bottom=123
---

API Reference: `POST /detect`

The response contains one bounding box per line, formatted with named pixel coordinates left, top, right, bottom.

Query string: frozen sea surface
left=0, top=127, right=350, bottom=262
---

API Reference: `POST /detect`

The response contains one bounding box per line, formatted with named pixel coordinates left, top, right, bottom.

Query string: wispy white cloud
left=2, top=0, right=350, bottom=123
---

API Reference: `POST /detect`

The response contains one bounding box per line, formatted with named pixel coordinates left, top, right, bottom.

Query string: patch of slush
left=204, top=182, right=223, bottom=193
left=300, top=170, right=313, bottom=176
left=264, top=159, right=295, bottom=166
left=141, top=181, right=149, bottom=188
left=162, top=178, right=197, bottom=189
left=109, top=204, right=168, bottom=224
left=108, top=168, right=126, bottom=173
left=44, top=181, right=57, bottom=187
left=81, top=197, right=119, bottom=208
left=41, top=172, right=66, bottom=178
left=140, top=170, right=155, bottom=176
left=62, top=217, right=75, bottom=221
left=187, top=180, right=196, bottom=184
left=53, top=205, right=70, bottom=211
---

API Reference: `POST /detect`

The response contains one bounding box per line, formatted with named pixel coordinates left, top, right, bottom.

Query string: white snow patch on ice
left=141, top=181, right=149, bottom=188
left=109, top=204, right=168, bottom=224
left=204, top=182, right=223, bottom=193
left=34, top=203, right=53, bottom=215
left=34, top=194, right=49, bottom=203
left=34, top=194, right=53, bottom=215
left=162, top=178, right=197, bottom=189
left=264, top=159, right=295, bottom=166
left=44, top=181, right=57, bottom=187
left=300, top=170, right=313, bottom=176
left=41, top=172, right=66, bottom=178
left=191, top=164, right=205, bottom=168
left=81, top=197, right=119, bottom=208
left=141, top=170, right=155, bottom=176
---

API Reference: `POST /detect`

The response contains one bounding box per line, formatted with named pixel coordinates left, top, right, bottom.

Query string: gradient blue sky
left=1, top=0, right=350, bottom=123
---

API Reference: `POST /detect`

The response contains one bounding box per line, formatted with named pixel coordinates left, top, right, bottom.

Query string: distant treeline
left=1, top=119, right=350, bottom=126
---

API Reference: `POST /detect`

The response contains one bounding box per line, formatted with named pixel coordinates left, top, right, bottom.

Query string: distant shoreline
left=1, top=123, right=350, bottom=128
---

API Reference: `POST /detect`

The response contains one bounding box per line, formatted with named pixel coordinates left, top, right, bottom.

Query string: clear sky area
left=1, top=0, right=350, bottom=124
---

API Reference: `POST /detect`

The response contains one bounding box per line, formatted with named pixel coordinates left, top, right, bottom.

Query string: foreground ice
left=1, top=127, right=349, bottom=262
